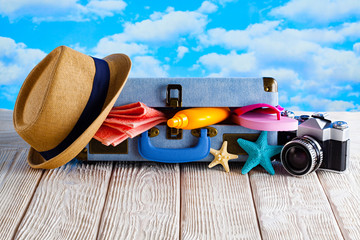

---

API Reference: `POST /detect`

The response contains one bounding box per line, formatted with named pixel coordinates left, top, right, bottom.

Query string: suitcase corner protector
left=263, top=77, right=278, bottom=93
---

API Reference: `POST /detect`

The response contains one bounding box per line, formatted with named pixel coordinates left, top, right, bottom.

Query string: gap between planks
left=95, top=161, right=115, bottom=240
left=10, top=152, right=45, bottom=240
left=0, top=148, right=44, bottom=240
left=180, top=162, right=261, bottom=240
left=95, top=162, right=180, bottom=240
left=247, top=172, right=263, bottom=239
left=249, top=163, right=343, bottom=240
left=14, top=161, right=114, bottom=240
left=316, top=154, right=360, bottom=239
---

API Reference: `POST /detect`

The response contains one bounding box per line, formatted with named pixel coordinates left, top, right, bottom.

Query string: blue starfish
left=237, top=131, right=283, bottom=175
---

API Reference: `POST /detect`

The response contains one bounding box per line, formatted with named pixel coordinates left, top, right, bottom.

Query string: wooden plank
left=14, top=161, right=113, bottom=240
left=97, top=162, right=180, bottom=240
left=180, top=163, right=261, bottom=240
left=0, top=131, right=28, bottom=148
left=317, top=154, right=360, bottom=239
left=0, top=148, right=43, bottom=240
left=0, top=109, right=13, bottom=132
left=0, top=110, right=28, bottom=147
left=248, top=112, right=358, bottom=239
left=316, top=112, right=360, bottom=239
left=249, top=165, right=343, bottom=239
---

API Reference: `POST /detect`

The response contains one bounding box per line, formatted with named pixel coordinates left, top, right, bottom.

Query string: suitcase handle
left=138, top=128, right=210, bottom=163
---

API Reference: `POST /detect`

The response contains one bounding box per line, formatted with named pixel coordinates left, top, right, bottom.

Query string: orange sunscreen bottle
left=167, top=107, right=231, bottom=130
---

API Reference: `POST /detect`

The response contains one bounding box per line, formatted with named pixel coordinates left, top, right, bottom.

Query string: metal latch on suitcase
left=166, top=84, right=182, bottom=108
left=166, top=84, right=183, bottom=139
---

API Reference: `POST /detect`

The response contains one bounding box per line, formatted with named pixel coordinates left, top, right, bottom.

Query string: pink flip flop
left=232, top=103, right=298, bottom=131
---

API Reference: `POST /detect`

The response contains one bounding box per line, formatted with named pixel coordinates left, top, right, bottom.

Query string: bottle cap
left=167, top=113, right=188, bottom=129
left=167, top=117, right=180, bottom=128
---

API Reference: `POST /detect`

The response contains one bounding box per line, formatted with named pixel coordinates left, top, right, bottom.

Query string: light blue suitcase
left=84, top=77, right=279, bottom=163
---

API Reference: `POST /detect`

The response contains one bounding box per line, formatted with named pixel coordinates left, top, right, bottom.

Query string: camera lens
left=281, top=136, right=323, bottom=176
left=286, top=146, right=309, bottom=170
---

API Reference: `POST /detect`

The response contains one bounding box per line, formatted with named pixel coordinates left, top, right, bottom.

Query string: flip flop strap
left=233, top=103, right=282, bottom=120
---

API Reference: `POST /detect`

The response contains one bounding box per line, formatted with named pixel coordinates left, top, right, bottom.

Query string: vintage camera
left=278, top=113, right=350, bottom=177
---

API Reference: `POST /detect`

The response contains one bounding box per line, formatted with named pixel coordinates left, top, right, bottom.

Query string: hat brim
left=28, top=54, right=131, bottom=169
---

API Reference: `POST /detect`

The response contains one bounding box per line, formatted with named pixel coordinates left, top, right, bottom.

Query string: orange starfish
left=208, top=141, right=238, bottom=172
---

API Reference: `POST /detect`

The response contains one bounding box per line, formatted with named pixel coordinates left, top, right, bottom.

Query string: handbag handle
left=138, top=128, right=210, bottom=163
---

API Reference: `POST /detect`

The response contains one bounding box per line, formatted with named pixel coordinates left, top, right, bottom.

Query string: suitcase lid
left=115, top=77, right=278, bottom=107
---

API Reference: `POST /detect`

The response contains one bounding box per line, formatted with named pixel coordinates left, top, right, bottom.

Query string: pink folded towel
left=105, top=105, right=165, bottom=128
left=94, top=102, right=167, bottom=146
left=108, top=102, right=146, bottom=118
left=93, top=125, right=126, bottom=146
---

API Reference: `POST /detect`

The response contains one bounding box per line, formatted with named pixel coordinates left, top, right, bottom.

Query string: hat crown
left=14, top=46, right=96, bottom=152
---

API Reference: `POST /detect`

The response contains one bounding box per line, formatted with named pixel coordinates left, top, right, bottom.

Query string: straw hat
left=13, top=46, right=131, bottom=169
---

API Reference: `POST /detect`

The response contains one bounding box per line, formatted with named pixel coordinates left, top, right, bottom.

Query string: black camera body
left=278, top=113, right=350, bottom=176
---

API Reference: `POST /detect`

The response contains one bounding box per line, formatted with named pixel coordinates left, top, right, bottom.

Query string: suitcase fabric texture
left=86, top=77, right=278, bottom=162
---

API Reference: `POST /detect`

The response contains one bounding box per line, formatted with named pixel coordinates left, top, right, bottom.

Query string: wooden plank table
left=0, top=109, right=359, bottom=239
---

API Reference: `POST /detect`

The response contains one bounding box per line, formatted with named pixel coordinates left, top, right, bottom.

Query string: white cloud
left=270, top=0, right=360, bottom=24
left=317, top=84, right=353, bottom=98
left=92, top=2, right=212, bottom=76
left=340, top=22, right=360, bottom=40
left=85, top=0, right=127, bottom=18
left=261, top=68, right=302, bottom=90
left=176, top=46, right=189, bottom=61
left=0, top=62, right=22, bottom=85
left=197, top=1, right=218, bottom=14
left=197, top=51, right=256, bottom=76
left=130, top=56, right=168, bottom=77
left=0, top=37, right=46, bottom=85
left=93, top=2, right=212, bottom=57
left=213, top=0, right=238, bottom=6
left=311, top=48, right=360, bottom=83
left=70, top=43, right=87, bottom=53
left=122, top=8, right=208, bottom=42
left=93, top=35, right=148, bottom=57
left=195, top=19, right=360, bottom=111
left=198, top=21, right=282, bottom=49
left=348, top=92, right=360, bottom=98
left=197, top=21, right=360, bottom=86
left=199, top=20, right=354, bottom=51
left=279, top=90, right=290, bottom=105
left=353, top=42, right=360, bottom=56
left=0, top=0, right=127, bottom=22
left=0, top=37, right=45, bottom=106
left=0, top=85, right=21, bottom=102
left=289, top=95, right=360, bottom=111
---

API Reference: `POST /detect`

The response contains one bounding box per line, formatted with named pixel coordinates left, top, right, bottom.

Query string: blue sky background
left=1, top=0, right=360, bottom=111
